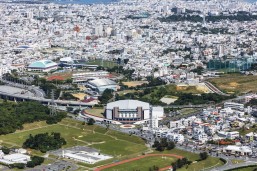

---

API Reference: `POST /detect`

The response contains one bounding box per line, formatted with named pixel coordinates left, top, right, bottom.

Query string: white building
left=223, top=145, right=252, bottom=156
left=0, top=153, right=30, bottom=164
left=224, top=102, right=244, bottom=111
left=87, top=78, right=118, bottom=94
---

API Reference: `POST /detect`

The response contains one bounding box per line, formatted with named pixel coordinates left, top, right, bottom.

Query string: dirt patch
left=72, top=93, right=88, bottom=100
left=122, top=81, right=148, bottom=87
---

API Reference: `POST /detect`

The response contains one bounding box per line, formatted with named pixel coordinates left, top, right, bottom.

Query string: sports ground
left=95, top=154, right=183, bottom=171
left=0, top=118, right=225, bottom=170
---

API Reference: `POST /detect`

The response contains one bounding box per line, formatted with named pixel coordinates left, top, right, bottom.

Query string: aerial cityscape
left=1, top=0, right=257, bottom=170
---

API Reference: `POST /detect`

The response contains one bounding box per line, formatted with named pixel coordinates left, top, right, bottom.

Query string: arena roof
left=106, top=100, right=150, bottom=110
left=88, top=78, right=117, bottom=87
left=28, top=60, right=57, bottom=68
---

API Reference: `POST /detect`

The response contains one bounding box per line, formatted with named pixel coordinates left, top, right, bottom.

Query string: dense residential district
left=2, top=0, right=257, bottom=170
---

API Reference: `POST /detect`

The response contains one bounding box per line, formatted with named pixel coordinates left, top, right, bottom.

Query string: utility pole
left=49, top=89, right=57, bottom=116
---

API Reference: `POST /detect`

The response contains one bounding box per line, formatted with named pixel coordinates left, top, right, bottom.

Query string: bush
left=1, top=146, right=10, bottom=154
left=87, top=118, right=95, bottom=125
left=199, top=152, right=208, bottom=161
left=10, top=163, right=25, bottom=169
left=153, top=138, right=175, bottom=151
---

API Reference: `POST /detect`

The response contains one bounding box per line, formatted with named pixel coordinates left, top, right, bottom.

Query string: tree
left=11, top=163, right=25, bottom=169
left=26, top=156, right=44, bottom=168
left=31, top=156, right=44, bottom=165
left=167, top=141, right=175, bottom=150
left=171, top=162, right=177, bottom=171
left=152, top=140, right=160, bottom=148
left=177, top=159, right=184, bottom=168
left=156, top=145, right=165, bottom=152
left=99, top=89, right=114, bottom=104
left=26, top=161, right=35, bottom=168
left=160, top=138, right=168, bottom=148
left=124, top=58, right=129, bottom=64
left=190, top=66, right=204, bottom=75
left=66, top=78, right=73, bottom=84
left=23, top=132, right=66, bottom=153
left=199, top=152, right=208, bottom=160
left=87, top=118, right=95, bottom=125
left=1, top=146, right=10, bottom=154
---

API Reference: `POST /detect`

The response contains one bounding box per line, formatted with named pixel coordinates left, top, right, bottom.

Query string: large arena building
left=105, top=100, right=164, bottom=125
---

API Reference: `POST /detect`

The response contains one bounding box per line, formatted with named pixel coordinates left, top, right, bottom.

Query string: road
left=0, top=79, right=95, bottom=107
left=210, top=161, right=257, bottom=171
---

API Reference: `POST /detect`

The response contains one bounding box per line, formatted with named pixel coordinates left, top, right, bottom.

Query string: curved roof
left=106, top=100, right=150, bottom=110
left=17, top=45, right=31, bottom=49
left=88, top=78, right=117, bottom=87
left=28, top=60, right=57, bottom=68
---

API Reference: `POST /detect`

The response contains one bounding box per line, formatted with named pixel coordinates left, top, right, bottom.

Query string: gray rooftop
left=106, top=100, right=150, bottom=110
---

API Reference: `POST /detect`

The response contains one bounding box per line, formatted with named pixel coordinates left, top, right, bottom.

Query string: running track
left=94, top=154, right=183, bottom=171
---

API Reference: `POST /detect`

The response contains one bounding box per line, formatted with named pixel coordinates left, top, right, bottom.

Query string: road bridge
left=0, top=85, right=95, bottom=107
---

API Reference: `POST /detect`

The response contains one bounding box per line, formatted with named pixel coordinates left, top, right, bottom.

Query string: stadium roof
left=28, top=60, right=57, bottom=68
left=88, top=78, right=117, bottom=87
left=106, top=100, right=150, bottom=110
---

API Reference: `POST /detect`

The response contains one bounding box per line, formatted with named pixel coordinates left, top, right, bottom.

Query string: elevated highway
left=0, top=85, right=95, bottom=107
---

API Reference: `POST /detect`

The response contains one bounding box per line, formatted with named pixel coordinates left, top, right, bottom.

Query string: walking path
left=94, top=153, right=183, bottom=171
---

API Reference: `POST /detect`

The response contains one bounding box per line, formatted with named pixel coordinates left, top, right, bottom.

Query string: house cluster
left=151, top=99, right=257, bottom=156
left=0, top=0, right=257, bottom=81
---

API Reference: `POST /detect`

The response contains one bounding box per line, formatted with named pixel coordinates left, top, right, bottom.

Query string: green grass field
left=0, top=118, right=147, bottom=157
left=86, top=59, right=118, bottom=68
left=84, top=108, right=105, bottom=117
left=103, top=156, right=176, bottom=171
left=231, top=159, right=244, bottom=164
left=208, top=73, right=257, bottom=95
left=0, top=119, right=225, bottom=170
left=153, top=149, right=224, bottom=171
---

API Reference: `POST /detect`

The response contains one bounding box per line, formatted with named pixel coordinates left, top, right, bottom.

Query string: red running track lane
left=94, top=154, right=183, bottom=171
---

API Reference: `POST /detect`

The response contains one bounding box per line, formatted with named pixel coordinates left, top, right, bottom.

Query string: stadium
left=82, top=99, right=164, bottom=125
left=105, top=100, right=151, bottom=124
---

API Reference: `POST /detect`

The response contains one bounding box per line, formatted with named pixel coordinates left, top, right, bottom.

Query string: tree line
left=0, top=101, right=66, bottom=135
left=159, top=13, right=257, bottom=23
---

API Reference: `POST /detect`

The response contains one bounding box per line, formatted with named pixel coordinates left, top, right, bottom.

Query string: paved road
left=210, top=161, right=257, bottom=171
